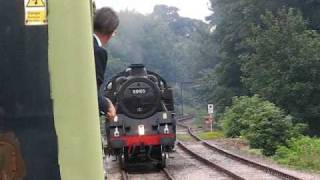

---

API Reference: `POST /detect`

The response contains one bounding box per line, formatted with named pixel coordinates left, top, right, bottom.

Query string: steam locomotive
left=104, top=64, right=176, bottom=168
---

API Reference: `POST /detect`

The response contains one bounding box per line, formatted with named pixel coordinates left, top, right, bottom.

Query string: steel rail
left=162, top=168, right=175, bottom=180
left=175, top=114, right=195, bottom=122
left=177, top=141, right=245, bottom=180
left=178, top=120, right=303, bottom=180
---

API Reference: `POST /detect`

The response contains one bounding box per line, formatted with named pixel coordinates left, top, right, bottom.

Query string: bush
left=274, top=136, right=320, bottom=172
left=221, top=95, right=303, bottom=156
left=222, top=95, right=263, bottom=137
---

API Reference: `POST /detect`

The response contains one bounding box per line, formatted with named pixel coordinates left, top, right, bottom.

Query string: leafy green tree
left=199, top=0, right=287, bottom=114
left=221, top=95, right=303, bottom=156
left=202, top=1, right=320, bottom=134
left=241, top=9, right=320, bottom=134
left=289, top=0, right=320, bottom=31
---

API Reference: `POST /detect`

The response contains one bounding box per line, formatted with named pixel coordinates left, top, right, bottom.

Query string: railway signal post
left=208, top=104, right=214, bottom=132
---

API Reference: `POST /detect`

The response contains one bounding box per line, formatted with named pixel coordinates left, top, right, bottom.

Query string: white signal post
left=208, top=104, right=214, bottom=132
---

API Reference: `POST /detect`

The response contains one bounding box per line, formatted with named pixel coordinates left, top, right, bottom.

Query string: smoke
left=108, top=10, right=146, bottom=64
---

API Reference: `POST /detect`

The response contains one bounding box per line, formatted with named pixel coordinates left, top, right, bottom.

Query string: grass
left=246, top=148, right=264, bottom=156
left=196, top=131, right=224, bottom=140
left=176, top=134, right=193, bottom=141
left=273, top=136, right=320, bottom=173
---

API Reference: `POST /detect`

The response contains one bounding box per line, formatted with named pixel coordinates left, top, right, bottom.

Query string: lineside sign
left=24, top=0, right=47, bottom=26
left=208, top=104, right=214, bottom=114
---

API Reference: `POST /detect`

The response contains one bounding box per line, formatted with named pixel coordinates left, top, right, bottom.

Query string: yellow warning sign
left=24, top=0, right=47, bottom=26
left=26, top=11, right=47, bottom=23
left=27, top=0, right=45, bottom=7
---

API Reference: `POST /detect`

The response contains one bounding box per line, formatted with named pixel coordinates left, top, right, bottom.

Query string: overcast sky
left=95, top=0, right=212, bottom=21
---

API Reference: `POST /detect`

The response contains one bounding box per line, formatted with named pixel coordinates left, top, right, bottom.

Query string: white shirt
left=93, top=34, right=102, bottom=47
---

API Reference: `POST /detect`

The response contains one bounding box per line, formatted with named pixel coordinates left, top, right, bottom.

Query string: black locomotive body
left=105, top=64, right=176, bottom=168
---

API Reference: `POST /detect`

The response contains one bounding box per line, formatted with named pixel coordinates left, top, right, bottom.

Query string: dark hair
left=94, top=7, right=119, bottom=35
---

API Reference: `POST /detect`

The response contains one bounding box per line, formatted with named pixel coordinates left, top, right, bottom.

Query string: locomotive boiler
left=105, top=64, right=176, bottom=169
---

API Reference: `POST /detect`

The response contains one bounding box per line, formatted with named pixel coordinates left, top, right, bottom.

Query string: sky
left=95, top=0, right=212, bottom=21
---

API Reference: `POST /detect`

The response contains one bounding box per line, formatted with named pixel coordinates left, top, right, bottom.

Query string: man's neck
left=94, top=32, right=112, bottom=47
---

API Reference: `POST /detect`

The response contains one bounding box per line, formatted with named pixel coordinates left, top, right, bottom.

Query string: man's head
left=94, top=7, right=119, bottom=46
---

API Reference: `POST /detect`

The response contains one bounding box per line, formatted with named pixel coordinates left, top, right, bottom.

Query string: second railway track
left=177, top=121, right=302, bottom=180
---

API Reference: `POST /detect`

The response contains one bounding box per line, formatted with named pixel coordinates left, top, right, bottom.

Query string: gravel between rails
left=170, top=144, right=232, bottom=180
left=105, top=155, right=175, bottom=180
left=126, top=171, right=168, bottom=180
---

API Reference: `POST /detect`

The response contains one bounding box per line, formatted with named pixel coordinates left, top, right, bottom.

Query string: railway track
left=175, top=114, right=195, bottom=122
left=121, top=168, right=175, bottom=180
left=177, top=141, right=244, bottom=180
left=177, top=121, right=303, bottom=180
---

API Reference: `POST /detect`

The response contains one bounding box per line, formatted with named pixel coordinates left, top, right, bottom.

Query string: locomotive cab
left=105, top=64, right=176, bottom=169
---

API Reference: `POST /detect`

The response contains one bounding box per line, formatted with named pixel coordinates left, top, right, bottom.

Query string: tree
left=199, top=0, right=287, bottom=114
left=241, top=9, right=320, bottom=134
left=288, top=0, right=320, bottom=31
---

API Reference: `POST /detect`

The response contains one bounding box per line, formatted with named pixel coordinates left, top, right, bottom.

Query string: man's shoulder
left=94, top=45, right=108, bottom=56
left=94, top=44, right=108, bottom=64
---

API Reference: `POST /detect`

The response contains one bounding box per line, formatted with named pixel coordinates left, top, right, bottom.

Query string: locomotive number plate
left=132, top=89, right=146, bottom=95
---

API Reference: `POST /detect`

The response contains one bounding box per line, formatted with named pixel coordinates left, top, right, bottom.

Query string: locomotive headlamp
left=138, top=125, right=145, bottom=136
left=114, top=127, right=120, bottom=137
left=162, top=113, right=168, bottom=120
left=164, top=124, right=169, bottom=134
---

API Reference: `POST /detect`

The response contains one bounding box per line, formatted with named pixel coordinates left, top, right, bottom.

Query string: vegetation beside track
left=176, top=134, right=193, bottom=141
left=217, top=95, right=320, bottom=172
left=197, top=131, right=224, bottom=140
left=274, top=136, right=320, bottom=173
left=220, top=95, right=305, bottom=156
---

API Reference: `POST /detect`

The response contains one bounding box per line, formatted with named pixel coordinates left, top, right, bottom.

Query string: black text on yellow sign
left=26, top=11, right=47, bottom=23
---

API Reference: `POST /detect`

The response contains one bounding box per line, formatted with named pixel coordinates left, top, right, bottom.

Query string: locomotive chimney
left=127, top=64, right=147, bottom=77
